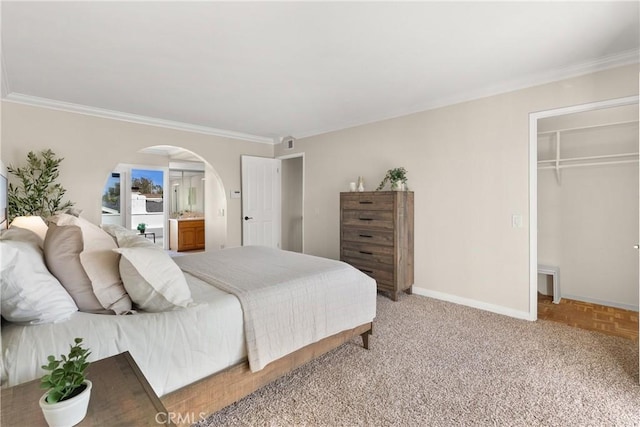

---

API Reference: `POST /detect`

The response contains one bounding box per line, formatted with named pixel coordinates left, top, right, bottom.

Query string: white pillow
left=48, top=214, right=132, bottom=314
left=0, top=240, right=78, bottom=324
left=114, top=247, right=193, bottom=312
left=0, top=227, right=43, bottom=247
left=116, top=233, right=158, bottom=249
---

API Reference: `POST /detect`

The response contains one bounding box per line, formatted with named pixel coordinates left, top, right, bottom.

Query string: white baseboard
left=412, top=286, right=534, bottom=321
left=561, top=293, right=639, bottom=312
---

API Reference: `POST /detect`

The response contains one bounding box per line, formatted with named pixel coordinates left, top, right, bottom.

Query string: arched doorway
left=100, top=145, right=227, bottom=251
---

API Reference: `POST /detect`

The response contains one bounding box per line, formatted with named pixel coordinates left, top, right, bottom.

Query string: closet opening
left=529, top=96, right=639, bottom=341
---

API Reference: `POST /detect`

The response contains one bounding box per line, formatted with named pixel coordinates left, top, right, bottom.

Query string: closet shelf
left=538, top=152, right=639, bottom=169
left=537, top=119, right=638, bottom=136
left=537, top=124, right=639, bottom=185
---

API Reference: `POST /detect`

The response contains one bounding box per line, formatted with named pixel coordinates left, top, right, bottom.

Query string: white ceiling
left=2, top=1, right=639, bottom=144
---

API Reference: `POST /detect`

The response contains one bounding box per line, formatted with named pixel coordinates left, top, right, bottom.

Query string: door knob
left=634, top=244, right=639, bottom=249
left=244, top=216, right=253, bottom=221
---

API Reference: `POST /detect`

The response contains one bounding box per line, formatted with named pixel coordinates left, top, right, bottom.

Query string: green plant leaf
left=40, top=338, right=90, bottom=403
left=7, top=149, right=74, bottom=222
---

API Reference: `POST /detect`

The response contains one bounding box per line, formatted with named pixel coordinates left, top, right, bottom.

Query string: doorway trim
left=528, top=95, right=639, bottom=320
left=277, top=152, right=305, bottom=253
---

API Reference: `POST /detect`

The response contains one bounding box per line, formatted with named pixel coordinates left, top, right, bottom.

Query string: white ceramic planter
left=392, top=180, right=404, bottom=191
left=39, top=380, right=92, bottom=427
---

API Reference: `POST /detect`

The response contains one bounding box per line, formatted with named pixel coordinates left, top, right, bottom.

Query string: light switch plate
left=512, top=214, right=523, bottom=228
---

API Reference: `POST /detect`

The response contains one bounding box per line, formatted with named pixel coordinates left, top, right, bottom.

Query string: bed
left=0, top=215, right=376, bottom=425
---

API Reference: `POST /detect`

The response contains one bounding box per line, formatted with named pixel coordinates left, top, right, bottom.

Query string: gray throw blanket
left=175, top=246, right=376, bottom=371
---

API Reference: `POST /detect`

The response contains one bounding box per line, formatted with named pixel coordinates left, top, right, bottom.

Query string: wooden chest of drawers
left=340, top=191, right=414, bottom=301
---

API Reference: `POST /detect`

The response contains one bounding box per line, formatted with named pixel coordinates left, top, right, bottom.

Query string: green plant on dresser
left=376, top=167, right=408, bottom=191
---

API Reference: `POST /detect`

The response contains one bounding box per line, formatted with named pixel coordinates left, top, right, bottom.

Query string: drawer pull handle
left=359, top=234, right=373, bottom=238
left=359, top=201, right=373, bottom=204
left=359, top=251, right=373, bottom=255
left=359, top=218, right=373, bottom=221
left=359, top=268, right=374, bottom=274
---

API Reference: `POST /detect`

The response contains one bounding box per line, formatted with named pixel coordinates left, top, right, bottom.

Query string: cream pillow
left=48, top=214, right=131, bottom=314
left=114, top=247, right=193, bottom=312
left=44, top=223, right=109, bottom=314
left=116, top=233, right=158, bottom=249
left=100, top=223, right=137, bottom=242
left=0, top=239, right=78, bottom=324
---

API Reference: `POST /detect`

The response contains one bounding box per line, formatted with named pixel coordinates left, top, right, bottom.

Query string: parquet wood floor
left=538, top=293, right=638, bottom=342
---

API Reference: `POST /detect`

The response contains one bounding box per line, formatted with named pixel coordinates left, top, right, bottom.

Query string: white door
left=241, top=156, right=281, bottom=247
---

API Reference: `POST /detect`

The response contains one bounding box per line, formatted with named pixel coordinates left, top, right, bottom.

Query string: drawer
left=342, top=228, right=394, bottom=246
left=342, top=242, right=394, bottom=266
left=342, top=210, right=394, bottom=230
left=341, top=193, right=394, bottom=211
left=179, top=219, right=204, bottom=230
left=343, top=260, right=394, bottom=286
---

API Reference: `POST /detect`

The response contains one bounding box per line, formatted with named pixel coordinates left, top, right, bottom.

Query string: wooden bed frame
left=161, top=322, right=373, bottom=426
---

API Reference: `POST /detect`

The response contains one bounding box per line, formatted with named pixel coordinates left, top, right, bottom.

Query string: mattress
left=1, top=273, right=246, bottom=396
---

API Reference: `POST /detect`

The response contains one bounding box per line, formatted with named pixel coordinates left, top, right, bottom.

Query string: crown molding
left=3, top=49, right=637, bottom=142
left=296, top=49, right=640, bottom=139
left=2, top=93, right=275, bottom=144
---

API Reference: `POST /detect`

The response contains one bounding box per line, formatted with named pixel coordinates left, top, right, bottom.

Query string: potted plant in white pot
left=39, top=338, right=92, bottom=427
left=376, top=167, right=408, bottom=191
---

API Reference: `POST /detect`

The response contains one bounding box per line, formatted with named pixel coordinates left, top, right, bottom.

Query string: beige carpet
left=196, top=294, right=640, bottom=426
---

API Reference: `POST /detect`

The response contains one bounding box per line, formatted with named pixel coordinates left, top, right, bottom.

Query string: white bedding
left=1, top=273, right=245, bottom=396
left=175, top=246, right=377, bottom=371
left=2, top=246, right=377, bottom=398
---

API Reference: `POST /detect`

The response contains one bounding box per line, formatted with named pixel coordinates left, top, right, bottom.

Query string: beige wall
left=1, top=102, right=273, bottom=248
left=275, top=64, right=639, bottom=316
left=2, top=64, right=637, bottom=317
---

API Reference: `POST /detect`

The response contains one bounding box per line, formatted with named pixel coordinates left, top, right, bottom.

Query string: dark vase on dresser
left=340, top=191, right=414, bottom=301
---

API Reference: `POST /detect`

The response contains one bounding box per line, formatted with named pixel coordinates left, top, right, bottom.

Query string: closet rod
left=537, top=152, right=639, bottom=164
left=538, top=119, right=638, bottom=136
left=539, top=159, right=638, bottom=170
